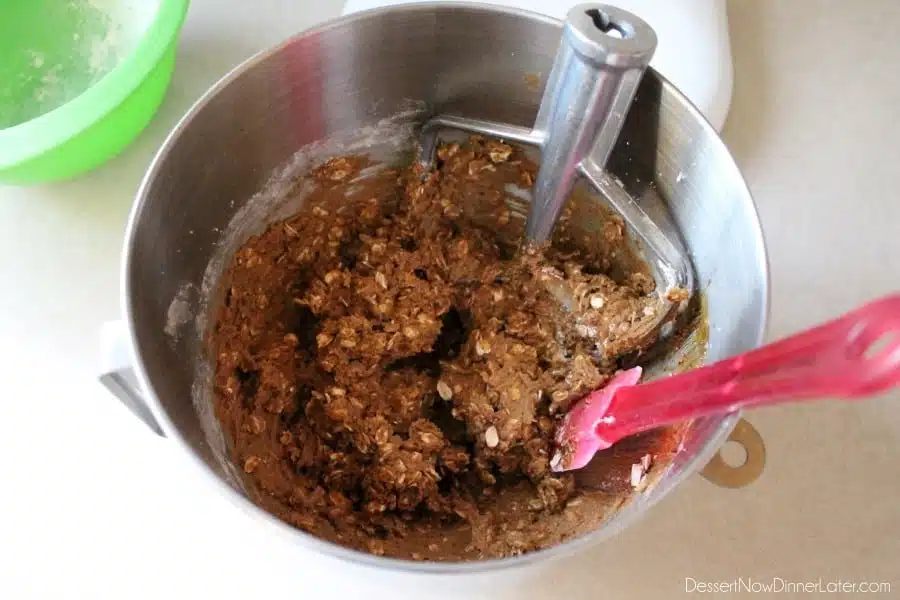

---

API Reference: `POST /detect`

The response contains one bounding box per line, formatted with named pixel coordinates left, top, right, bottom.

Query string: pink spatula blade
left=551, top=366, right=643, bottom=472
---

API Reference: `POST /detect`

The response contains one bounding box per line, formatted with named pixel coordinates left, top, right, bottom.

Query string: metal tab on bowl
left=700, top=418, right=766, bottom=488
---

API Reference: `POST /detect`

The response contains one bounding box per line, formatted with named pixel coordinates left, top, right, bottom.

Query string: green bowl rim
left=0, top=0, right=190, bottom=170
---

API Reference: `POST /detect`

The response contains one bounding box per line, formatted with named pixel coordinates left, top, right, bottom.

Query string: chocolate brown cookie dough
left=211, top=136, right=683, bottom=561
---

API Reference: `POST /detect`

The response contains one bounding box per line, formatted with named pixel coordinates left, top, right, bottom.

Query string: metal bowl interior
left=123, top=2, right=768, bottom=574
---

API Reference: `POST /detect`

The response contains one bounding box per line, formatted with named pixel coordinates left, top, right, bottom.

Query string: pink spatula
left=552, top=294, right=900, bottom=473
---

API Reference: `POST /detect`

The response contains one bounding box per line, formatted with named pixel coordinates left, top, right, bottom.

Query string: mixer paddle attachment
left=418, top=3, right=695, bottom=335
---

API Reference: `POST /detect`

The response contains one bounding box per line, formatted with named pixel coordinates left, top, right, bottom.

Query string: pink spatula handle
left=596, top=294, right=900, bottom=446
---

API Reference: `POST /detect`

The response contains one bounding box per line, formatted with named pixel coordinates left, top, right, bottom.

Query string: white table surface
left=1, top=1, right=898, bottom=598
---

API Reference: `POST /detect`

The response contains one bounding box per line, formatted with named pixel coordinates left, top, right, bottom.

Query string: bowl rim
left=0, top=0, right=190, bottom=170
left=123, top=0, right=771, bottom=576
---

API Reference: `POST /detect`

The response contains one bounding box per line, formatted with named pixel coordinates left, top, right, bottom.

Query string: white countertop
left=1, top=1, right=898, bottom=598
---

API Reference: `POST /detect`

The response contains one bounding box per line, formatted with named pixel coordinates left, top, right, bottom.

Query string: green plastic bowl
left=0, top=0, right=189, bottom=184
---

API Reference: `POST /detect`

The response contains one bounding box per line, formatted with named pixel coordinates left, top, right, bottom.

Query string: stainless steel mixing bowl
left=102, top=2, right=769, bottom=575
